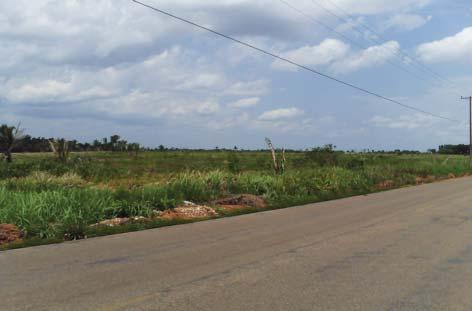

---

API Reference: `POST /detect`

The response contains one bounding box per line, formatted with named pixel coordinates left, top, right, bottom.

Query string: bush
left=227, top=152, right=241, bottom=173
left=305, top=145, right=342, bottom=167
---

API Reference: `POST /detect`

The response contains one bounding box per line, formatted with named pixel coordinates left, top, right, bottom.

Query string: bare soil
left=212, top=194, right=267, bottom=209
left=0, top=224, right=23, bottom=245
left=161, top=205, right=218, bottom=219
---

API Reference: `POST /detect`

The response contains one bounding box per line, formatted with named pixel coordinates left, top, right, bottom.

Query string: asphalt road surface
left=3, top=177, right=472, bottom=311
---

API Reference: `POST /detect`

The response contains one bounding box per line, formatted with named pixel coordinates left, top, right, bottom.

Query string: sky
left=1, top=0, right=471, bottom=150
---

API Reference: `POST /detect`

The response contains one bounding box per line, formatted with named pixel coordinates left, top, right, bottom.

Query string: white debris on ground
left=160, top=201, right=218, bottom=219
left=91, top=217, right=131, bottom=227
left=91, top=201, right=218, bottom=227
left=173, top=205, right=218, bottom=218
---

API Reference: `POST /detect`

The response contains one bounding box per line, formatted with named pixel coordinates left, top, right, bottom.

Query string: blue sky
left=1, top=0, right=471, bottom=150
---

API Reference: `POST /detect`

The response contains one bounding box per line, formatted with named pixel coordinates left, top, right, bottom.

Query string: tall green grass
left=1, top=152, right=470, bottom=242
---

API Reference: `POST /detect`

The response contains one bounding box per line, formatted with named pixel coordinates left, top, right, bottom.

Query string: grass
left=0, top=151, right=470, bottom=250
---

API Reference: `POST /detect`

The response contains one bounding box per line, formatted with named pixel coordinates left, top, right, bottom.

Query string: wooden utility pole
left=462, top=96, right=472, bottom=167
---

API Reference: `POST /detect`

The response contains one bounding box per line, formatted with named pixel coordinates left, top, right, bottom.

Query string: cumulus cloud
left=271, top=39, right=350, bottom=71
left=225, top=80, right=270, bottom=96
left=417, top=27, right=472, bottom=63
left=332, top=0, right=432, bottom=15
left=0, top=0, right=449, bottom=149
left=331, top=41, right=400, bottom=74
left=258, top=108, right=304, bottom=121
left=0, top=45, right=261, bottom=121
left=228, top=97, right=260, bottom=108
left=384, top=14, right=432, bottom=31
left=369, top=114, right=436, bottom=129
left=273, top=39, right=400, bottom=74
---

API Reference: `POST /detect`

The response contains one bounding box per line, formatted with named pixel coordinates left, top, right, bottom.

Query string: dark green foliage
left=227, top=152, right=241, bottom=173
left=305, top=144, right=342, bottom=167
left=438, top=144, right=470, bottom=155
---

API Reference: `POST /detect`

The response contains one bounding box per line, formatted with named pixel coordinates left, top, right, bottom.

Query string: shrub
left=305, top=145, right=342, bottom=167
left=227, top=152, right=241, bottom=173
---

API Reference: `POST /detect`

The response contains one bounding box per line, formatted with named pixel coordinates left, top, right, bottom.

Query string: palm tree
left=0, top=124, right=25, bottom=163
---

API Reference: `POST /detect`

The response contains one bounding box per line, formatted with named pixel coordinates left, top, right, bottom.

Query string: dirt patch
left=212, top=194, right=267, bottom=209
left=377, top=180, right=394, bottom=189
left=218, top=204, right=248, bottom=211
left=0, top=224, right=23, bottom=245
left=161, top=204, right=218, bottom=219
left=415, top=175, right=436, bottom=185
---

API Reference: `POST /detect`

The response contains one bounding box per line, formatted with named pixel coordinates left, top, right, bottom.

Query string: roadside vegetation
left=0, top=127, right=470, bottom=249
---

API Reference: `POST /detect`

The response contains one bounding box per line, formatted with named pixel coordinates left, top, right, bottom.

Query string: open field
left=0, top=151, right=470, bottom=249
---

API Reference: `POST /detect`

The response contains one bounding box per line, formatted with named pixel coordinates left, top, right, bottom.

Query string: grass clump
left=1, top=171, right=86, bottom=191
left=0, top=187, right=115, bottom=239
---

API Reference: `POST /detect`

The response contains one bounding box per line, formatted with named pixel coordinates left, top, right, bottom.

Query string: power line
left=131, top=0, right=457, bottom=122
left=316, top=0, right=463, bottom=93
left=277, top=0, right=447, bottom=91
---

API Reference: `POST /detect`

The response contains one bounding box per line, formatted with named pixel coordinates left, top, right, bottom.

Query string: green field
left=0, top=151, right=470, bottom=249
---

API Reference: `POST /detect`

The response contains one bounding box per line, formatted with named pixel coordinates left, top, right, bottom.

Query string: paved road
left=2, top=177, right=472, bottom=311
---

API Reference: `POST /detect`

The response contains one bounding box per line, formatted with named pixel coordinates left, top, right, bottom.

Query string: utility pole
left=462, top=96, right=472, bottom=167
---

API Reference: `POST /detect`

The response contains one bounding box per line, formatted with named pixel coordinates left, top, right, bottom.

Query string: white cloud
left=384, top=14, right=432, bottom=31
left=332, top=0, right=432, bottom=15
left=331, top=41, right=400, bottom=74
left=228, top=97, right=260, bottom=108
left=272, top=39, right=350, bottom=71
left=272, top=39, right=400, bottom=74
left=225, top=80, right=270, bottom=96
left=0, top=46, right=264, bottom=121
left=258, top=107, right=304, bottom=121
left=369, top=114, right=436, bottom=129
left=0, top=0, right=451, bottom=150
left=417, top=27, right=472, bottom=63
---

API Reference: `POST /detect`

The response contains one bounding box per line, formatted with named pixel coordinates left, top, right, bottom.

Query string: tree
left=0, top=124, right=25, bottom=163
left=265, top=138, right=286, bottom=175
left=48, top=139, right=70, bottom=162
left=117, top=139, right=128, bottom=152
left=305, top=144, right=341, bottom=167
left=128, top=143, right=140, bottom=158
left=110, top=135, right=121, bottom=152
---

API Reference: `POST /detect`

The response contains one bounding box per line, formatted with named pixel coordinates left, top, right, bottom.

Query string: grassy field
left=0, top=150, right=470, bottom=249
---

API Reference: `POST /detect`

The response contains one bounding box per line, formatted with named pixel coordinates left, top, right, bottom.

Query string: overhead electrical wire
left=277, top=0, right=440, bottom=89
left=131, top=0, right=457, bottom=122
left=313, top=0, right=464, bottom=94
left=278, top=0, right=454, bottom=92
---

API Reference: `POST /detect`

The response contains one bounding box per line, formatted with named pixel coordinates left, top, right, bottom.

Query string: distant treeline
left=2, top=135, right=429, bottom=154
left=4, top=135, right=143, bottom=153
left=437, top=144, right=470, bottom=155
left=0, top=123, right=464, bottom=155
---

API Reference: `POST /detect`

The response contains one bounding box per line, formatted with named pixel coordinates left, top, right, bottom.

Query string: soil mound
left=161, top=203, right=218, bottom=219
left=0, top=224, right=23, bottom=245
left=213, top=194, right=267, bottom=209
